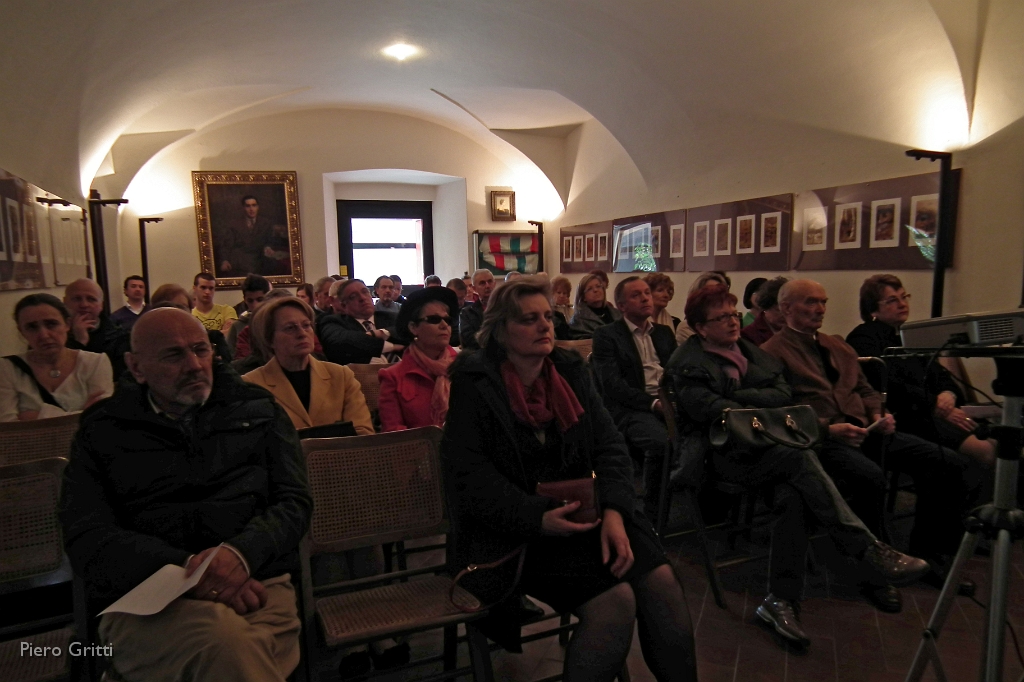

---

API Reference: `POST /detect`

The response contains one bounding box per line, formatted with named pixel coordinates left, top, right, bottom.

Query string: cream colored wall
left=115, top=108, right=546, bottom=309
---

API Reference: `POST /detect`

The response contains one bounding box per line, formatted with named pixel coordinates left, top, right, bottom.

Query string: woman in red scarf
left=443, top=277, right=696, bottom=681
left=379, top=287, right=459, bottom=431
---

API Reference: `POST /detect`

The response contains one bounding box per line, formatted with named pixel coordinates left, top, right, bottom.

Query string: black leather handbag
left=709, top=405, right=820, bottom=451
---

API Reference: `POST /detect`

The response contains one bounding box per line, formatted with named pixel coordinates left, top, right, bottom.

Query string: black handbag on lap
left=709, top=405, right=819, bottom=452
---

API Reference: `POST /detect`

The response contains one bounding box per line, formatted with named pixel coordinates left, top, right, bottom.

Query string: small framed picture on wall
left=669, top=224, right=684, bottom=258
left=562, top=235, right=573, bottom=262
left=597, top=233, right=609, bottom=261
left=760, top=212, right=781, bottom=253
left=834, top=202, right=862, bottom=249
left=909, top=194, right=939, bottom=246
left=693, top=221, right=710, bottom=257
left=802, top=207, right=827, bottom=251
left=713, top=219, right=732, bottom=256
left=736, top=215, right=755, bottom=254
left=585, top=234, right=596, bottom=261
left=573, top=235, right=584, bottom=261
left=490, top=190, right=516, bottom=221
left=869, top=198, right=900, bottom=248
left=651, top=225, right=662, bottom=257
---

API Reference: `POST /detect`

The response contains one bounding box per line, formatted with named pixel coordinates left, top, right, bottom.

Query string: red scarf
left=501, top=358, right=584, bottom=432
left=405, top=343, right=454, bottom=426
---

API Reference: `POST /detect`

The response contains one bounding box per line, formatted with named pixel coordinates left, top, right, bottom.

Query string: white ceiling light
left=382, top=43, right=420, bottom=61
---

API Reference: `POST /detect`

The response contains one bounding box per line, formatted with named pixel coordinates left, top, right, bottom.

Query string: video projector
left=900, top=309, right=1024, bottom=348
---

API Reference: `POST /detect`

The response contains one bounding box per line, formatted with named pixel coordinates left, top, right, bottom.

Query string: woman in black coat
left=443, top=277, right=696, bottom=682
left=847, top=274, right=994, bottom=467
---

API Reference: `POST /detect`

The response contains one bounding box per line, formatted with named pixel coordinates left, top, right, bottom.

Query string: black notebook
left=296, top=421, right=358, bottom=439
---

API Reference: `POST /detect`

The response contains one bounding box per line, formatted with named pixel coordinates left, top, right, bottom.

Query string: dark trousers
left=821, top=431, right=984, bottom=559
left=712, top=445, right=875, bottom=602
left=616, top=410, right=668, bottom=519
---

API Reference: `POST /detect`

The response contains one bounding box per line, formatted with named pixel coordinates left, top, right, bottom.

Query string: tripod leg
left=983, top=528, right=1013, bottom=682
left=904, top=529, right=980, bottom=682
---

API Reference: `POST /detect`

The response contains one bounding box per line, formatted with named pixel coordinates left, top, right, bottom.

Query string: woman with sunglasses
left=378, top=286, right=459, bottom=431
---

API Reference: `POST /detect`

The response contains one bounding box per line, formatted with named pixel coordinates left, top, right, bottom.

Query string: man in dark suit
left=318, top=279, right=403, bottom=365
left=458, top=269, right=495, bottom=350
left=591, top=276, right=678, bottom=517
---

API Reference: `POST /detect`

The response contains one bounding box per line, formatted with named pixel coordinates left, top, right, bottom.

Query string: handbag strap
left=448, top=543, right=527, bottom=614
left=750, top=414, right=814, bottom=449
left=4, top=355, right=61, bottom=408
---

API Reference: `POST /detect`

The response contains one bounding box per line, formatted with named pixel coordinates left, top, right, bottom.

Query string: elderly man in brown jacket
left=762, top=279, right=984, bottom=599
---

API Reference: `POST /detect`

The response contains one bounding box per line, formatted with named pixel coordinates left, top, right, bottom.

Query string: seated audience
left=741, top=276, right=788, bottom=347
left=235, top=289, right=306, bottom=361
left=227, top=273, right=272, bottom=352
left=762, top=279, right=985, bottom=591
left=110, top=275, right=149, bottom=330
left=462, top=273, right=477, bottom=303
left=666, top=284, right=927, bottom=645
left=443, top=277, right=697, bottom=681
left=505, top=271, right=522, bottom=281
left=319, top=279, right=403, bottom=365
left=445, top=277, right=468, bottom=346
left=64, top=277, right=131, bottom=379
left=374, top=275, right=401, bottom=313
left=458, top=268, right=496, bottom=350
left=390, top=274, right=407, bottom=304
left=588, top=268, right=611, bottom=290
left=378, top=287, right=458, bottom=431
left=312, top=275, right=335, bottom=322
left=295, top=282, right=315, bottom=306
left=244, top=297, right=373, bottom=435
left=569, top=272, right=622, bottom=338
left=192, top=272, right=237, bottom=333
left=150, top=284, right=233, bottom=362
left=847, top=274, right=995, bottom=467
left=547, top=280, right=574, bottom=341
left=60, top=308, right=312, bottom=682
left=1, top=294, right=113, bottom=421
left=550, top=276, right=574, bottom=321
left=644, top=272, right=680, bottom=330
left=591, top=276, right=677, bottom=518
left=424, top=274, right=443, bottom=287
left=741, top=277, right=767, bottom=327
left=675, top=271, right=730, bottom=344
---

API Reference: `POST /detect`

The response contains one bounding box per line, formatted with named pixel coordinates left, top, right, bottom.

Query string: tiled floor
left=313, top=504, right=1024, bottom=682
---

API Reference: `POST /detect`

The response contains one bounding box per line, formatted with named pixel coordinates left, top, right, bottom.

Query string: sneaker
left=755, top=594, right=810, bottom=646
left=861, top=541, right=930, bottom=587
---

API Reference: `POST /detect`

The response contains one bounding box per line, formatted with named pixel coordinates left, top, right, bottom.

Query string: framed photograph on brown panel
left=669, top=224, right=684, bottom=258
left=802, top=207, right=827, bottom=251
left=651, top=225, right=662, bottom=257
left=909, top=194, right=938, bottom=246
left=597, top=233, right=608, bottom=261
left=562, top=235, right=573, bottom=262
left=736, top=215, right=755, bottom=254
left=713, top=219, right=731, bottom=256
left=192, top=171, right=303, bottom=287
left=573, top=235, right=584, bottom=262
left=760, top=212, right=781, bottom=253
left=490, top=190, right=516, bottom=221
left=834, top=202, right=862, bottom=249
left=693, top=221, right=709, bottom=257
left=585, top=234, right=596, bottom=261
left=869, top=198, right=900, bottom=248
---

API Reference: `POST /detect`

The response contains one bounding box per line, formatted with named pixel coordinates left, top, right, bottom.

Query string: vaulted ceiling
left=1, top=0, right=1021, bottom=206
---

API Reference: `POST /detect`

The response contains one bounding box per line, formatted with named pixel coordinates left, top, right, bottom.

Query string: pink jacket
left=378, top=346, right=457, bottom=431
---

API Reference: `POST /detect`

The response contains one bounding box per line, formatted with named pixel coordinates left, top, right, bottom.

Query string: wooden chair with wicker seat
left=0, top=414, right=80, bottom=467
left=298, top=426, right=494, bottom=682
left=0, top=457, right=86, bottom=682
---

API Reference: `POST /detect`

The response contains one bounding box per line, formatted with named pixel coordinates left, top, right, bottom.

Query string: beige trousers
left=99, top=575, right=301, bottom=682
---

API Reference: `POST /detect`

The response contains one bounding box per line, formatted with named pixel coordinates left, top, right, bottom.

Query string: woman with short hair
left=1, top=293, right=113, bottom=421
left=568, top=273, right=622, bottom=338
left=378, top=287, right=458, bottom=431
left=847, top=274, right=994, bottom=467
left=295, top=282, right=315, bottom=305
left=445, top=276, right=697, bottom=681
left=643, top=272, right=679, bottom=330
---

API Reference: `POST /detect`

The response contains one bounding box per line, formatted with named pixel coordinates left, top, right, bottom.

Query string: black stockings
left=565, top=564, right=697, bottom=682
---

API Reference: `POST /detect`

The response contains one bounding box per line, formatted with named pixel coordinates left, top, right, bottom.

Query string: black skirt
left=519, top=512, right=668, bottom=614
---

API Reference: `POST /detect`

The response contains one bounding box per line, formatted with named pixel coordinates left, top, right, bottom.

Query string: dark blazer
left=317, top=310, right=397, bottom=365
left=590, top=318, right=676, bottom=421
left=66, top=314, right=131, bottom=381
left=458, top=301, right=485, bottom=350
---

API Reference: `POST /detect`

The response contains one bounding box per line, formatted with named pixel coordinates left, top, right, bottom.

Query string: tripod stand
left=905, top=352, right=1024, bottom=682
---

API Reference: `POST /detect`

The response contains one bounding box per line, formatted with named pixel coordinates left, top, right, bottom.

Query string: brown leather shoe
left=862, top=541, right=930, bottom=587
left=860, top=583, right=903, bottom=613
left=756, top=594, right=810, bottom=646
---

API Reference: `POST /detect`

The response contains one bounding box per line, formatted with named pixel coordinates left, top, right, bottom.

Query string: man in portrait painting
left=215, top=195, right=289, bottom=278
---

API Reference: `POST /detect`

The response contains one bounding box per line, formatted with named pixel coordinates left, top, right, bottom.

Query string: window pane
left=351, top=218, right=422, bottom=244
left=353, top=248, right=424, bottom=285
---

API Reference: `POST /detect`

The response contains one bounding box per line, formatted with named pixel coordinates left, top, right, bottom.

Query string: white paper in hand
left=99, top=546, right=222, bottom=616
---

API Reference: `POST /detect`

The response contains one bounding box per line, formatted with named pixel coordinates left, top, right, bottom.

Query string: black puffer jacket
left=60, top=363, right=312, bottom=609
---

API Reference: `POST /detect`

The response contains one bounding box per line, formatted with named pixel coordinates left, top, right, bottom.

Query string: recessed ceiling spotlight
left=382, top=43, right=420, bottom=61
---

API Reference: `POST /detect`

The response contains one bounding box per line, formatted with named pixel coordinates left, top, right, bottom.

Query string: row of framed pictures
left=563, top=232, right=609, bottom=262
left=800, top=195, right=936, bottom=252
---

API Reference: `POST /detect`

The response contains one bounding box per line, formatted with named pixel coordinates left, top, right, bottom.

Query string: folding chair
left=299, top=427, right=493, bottom=682
left=0, top=457, right=84, bottom=682
left=0, top=414, right=80, bottom=467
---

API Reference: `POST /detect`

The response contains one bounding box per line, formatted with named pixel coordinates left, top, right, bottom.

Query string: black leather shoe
left=860, top=583, right=903, bottom=613
left=339, top=650, right=372, bottom=679
left=861, top=541, right=930, bottom=586
left=756, top=594, right=810, bottom=646
left=920, top=568, right=977, bottom=597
